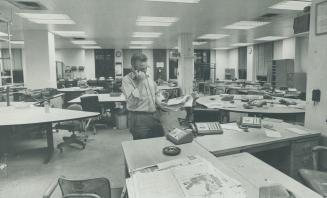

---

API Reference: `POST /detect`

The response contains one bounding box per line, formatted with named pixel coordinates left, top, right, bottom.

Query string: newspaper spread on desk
left=127, top=155, right=247, bottom=198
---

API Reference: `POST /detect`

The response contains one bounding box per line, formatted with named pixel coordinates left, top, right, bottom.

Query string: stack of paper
left=127, top=156, right=247, bottom=198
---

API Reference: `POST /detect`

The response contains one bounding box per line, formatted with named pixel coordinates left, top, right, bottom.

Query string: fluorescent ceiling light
left=0, top=32, right=9, bottom=37
left=192, top=41, right=207, bottom=46
left=29, top=19, right=75, bottom=24
left=82, top=46, right=101, bottom=49
left=136, top=16, right=179, bottom=26
left=255, top=36, right=287, bottom=41
left=224, top=21, right=271, bottom=30
left=269, top=1, right=312, bottom=11
left=145, top=0, right=200, bottom=3
left=11, top=41, right=24, bottom=45
left=231, top=43, right=253, bottom=47
left=129, top=46, right=148, bottom=49
left=198, top=34, right=229, bottom=40
left=17, top=13, right=71, bottom=20
left=132, top=32, right=162, bottom=38
left=53, top=31, right=87, bottom=38
left=72, top=40, right=97, bottom=45
left=213, top=47, right=232, bottom=50
left=130, top=41, right=153, bottom=45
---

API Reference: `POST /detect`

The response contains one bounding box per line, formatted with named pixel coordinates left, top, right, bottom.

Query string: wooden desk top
left=219, top=153, right=322, bottom=198
left=68, top=93, right=126, bottom=104
left=122, top=137, right=322, bottom=198
left=196, top=95, right=305, bottom=114
left=0, top=106, right=99, bottom=126
left=195, top=121, right=321, bottom=156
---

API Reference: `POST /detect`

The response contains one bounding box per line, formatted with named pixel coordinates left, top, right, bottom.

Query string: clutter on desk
left=259, top=184, right=294, bottom=198
left=162, top=146, right=181, bottom=156
left=265, top=129, right=282, bottom=138
left=240, top=117, right=262, bottom=128
left=166, top=128, right=194, bottom=145
left=127, top=155, right=246, bottom=198
left=191, top=122, right=223, bottom=135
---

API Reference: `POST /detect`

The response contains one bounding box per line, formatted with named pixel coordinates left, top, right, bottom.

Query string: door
left=95, top=49, right=115, bottom=78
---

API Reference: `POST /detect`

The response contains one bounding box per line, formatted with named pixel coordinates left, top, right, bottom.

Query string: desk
left=122, top=137, right=322, bottom=198
left=195, top=120, right=321, bottom=179
left=58, top=87, right=103, bottom=104
left=68, top=93, right=126, bottom=104
left=0, top=106, right=99, bottom=163
left=195, top=95, right=305, bottom=123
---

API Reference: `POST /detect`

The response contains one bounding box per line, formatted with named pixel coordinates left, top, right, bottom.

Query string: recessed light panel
left=269, top=1, right=312, bottom=11
left=17, top=13, right=70, bottom=20
left=11, top=41, right=24, bottom=45
left=132, top=32, right=162, bottom=38
left=231, top=43, right=253, bottom=47
left=29, top=19, right=75, bottom=24
left=82, top=46, right=102, bottom=49
left=213, top=47, right=232, bottom=50
left=192, top=41, right=207, bottom=46
left=52, top=31, right=87, bottom=38
left=129, top=46, right=148, bottom=49
left=130, top=41, right=153, bottom=45
left=0, top=32, right=9, bottom=37
left=224, top=21, right=271, bottom=30
left=255, top=36, right=287, bottom=41
left=145, top=0, right=200, bottom=3
left=17, top=13, right=74, bottom=25
left=72, top=40, right=97, bottom=45
left=198, top=34, right=229, bottom=40
left=136, top=16, right=179, bottom=26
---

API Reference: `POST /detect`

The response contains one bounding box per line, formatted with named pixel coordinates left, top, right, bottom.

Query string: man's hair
left=131, top=53, right=147, bottom=68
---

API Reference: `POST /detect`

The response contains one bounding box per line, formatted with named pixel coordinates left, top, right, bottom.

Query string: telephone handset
left=191, top=122, right=223, bottom=136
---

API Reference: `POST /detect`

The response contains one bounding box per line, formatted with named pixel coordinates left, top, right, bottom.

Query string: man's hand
left=134, top=70, right=146, bottom=82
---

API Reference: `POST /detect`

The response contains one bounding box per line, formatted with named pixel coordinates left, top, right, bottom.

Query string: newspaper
left=127, top=155, right=247, bottom=198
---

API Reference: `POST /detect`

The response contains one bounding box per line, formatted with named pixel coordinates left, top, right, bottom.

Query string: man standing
left=122, top=53, right=164, bottom=140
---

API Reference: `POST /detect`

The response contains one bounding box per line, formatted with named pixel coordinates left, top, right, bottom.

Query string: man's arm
left=122, top=76, right=144, bottom=107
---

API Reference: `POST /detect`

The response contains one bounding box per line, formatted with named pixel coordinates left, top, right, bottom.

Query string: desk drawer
left=292, top=139, right=319, bottom=156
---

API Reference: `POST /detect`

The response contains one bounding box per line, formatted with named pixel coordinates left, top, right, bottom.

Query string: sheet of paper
left=133, top=170, right=184, bottom=198
left=286, top=127, right=310, bottom=135
left=265, top=130, right=282, bottom=138
left=221, top=123, right=244, bottom=132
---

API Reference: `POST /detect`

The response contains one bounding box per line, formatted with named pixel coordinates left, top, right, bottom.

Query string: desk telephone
left=240, top=117, right=262, bottom=128
left=191, top=122, right=223, bottom=135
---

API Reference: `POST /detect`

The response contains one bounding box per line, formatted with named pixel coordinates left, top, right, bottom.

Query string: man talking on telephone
left=122, top=53, right=165, bottom=140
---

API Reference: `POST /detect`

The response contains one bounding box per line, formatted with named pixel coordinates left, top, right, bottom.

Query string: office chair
left=298, top=146, right=327, bottom=197
left=43, top=176, right=127, bottom=198
left=80, top=96, right=109, bottom=134
left=55, top=104, right=87, bottom=152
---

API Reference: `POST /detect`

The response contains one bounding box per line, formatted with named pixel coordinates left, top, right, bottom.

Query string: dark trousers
left=128, top=111, right=164, bottom=140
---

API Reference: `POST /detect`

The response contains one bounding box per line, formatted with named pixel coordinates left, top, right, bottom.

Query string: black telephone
left=191, top=122, right=223, bottom=136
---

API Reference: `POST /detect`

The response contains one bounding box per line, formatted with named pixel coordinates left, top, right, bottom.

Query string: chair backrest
left=80, top=96, right=101, bottom=113
left=58, top=177, right=111, bottom=198
left=67, top=104, right=83, bottom=111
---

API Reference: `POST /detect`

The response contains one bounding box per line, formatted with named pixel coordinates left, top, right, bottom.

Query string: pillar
left=247, top=46, right=255, bottom=81
left=23, top=30, right=56, bottom=89
left=177, top=33, right=194, bottom=95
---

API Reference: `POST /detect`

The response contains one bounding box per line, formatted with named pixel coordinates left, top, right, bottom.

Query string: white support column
left=177, top=33, right=194, bottom=95
left=23, top=30, right=56, bottom=89
left=247, top=46, right=255, bottom=81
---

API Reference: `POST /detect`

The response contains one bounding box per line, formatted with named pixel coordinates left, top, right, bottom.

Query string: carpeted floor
left=0, top=128, right=132, bottom=198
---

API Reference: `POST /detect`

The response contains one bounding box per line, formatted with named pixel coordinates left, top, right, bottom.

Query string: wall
left=210, top=50, right=216, bottom=80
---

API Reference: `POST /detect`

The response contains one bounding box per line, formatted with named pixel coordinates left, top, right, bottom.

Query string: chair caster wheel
left=82, top=145, right=86, bottom=149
